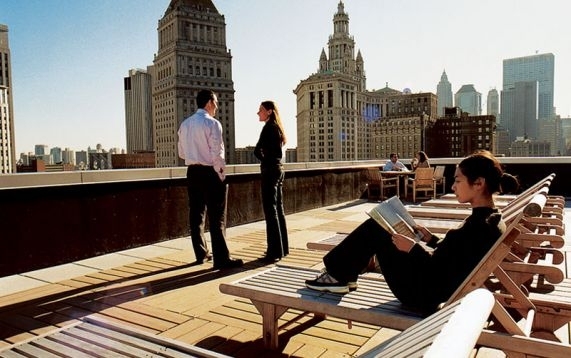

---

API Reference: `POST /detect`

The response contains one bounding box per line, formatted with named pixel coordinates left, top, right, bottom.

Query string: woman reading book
left=306, top=150, right=519, bottom=313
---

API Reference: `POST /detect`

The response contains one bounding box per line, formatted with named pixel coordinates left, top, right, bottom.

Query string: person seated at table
left=383, top=153, right=408, bottom=171
left=305, top=150, right=519, bottom=313
left=411, top=151, right=430, bottom=170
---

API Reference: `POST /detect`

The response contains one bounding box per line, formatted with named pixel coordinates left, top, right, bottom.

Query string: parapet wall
left=1, top=158, right=569, bottom=277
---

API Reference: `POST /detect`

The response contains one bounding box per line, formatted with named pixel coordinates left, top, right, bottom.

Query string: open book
left=367, top=196, right=423, bottom=242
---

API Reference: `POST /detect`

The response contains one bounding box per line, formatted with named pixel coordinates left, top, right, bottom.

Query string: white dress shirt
left=178, top=108, right=226, bottom=181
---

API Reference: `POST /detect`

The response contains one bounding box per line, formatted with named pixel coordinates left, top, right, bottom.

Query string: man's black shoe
left=196, top=253, right=212, bottom=264
left=214, top=258, right=243, bottom=270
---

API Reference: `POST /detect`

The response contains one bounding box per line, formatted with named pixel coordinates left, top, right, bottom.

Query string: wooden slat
left=360, top=289, right=494, bottom=358
left=0, top=317, right=231, bottom=358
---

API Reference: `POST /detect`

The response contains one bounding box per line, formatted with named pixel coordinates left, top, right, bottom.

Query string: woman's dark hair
left=458, top=150, right=518, bottom=195
left=499, top=173, right=520, bottom=194
left=261, top=100, right=287, bottom=145
left=417, top=151, right=428, bottom=163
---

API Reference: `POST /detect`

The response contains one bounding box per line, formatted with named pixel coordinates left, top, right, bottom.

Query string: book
left=366, top=196, right=423, bottom=242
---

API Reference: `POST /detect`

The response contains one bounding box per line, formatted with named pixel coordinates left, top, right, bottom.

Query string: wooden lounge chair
left=434, top=173, right=564, bottom=210
left=219, top=213, right=526, bottom=351
left=0, top=316, right=231, bottom=358
left=307, top=190, right=565, bottom=288
left=358, top=288, right=494, bottom=358
left=441, top=215, right=571, bottom=356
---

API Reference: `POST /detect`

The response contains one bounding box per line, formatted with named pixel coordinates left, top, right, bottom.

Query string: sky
left=1, top=0, right=570, bottom=155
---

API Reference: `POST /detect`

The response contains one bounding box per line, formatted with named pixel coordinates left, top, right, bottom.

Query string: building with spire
left=294, top=2, right=437, bottom=162
left=0, top=24, right=15, bottom=173
left=436, top=70, right=453, bottom=117
left=151, top=0, right=235, bottom=167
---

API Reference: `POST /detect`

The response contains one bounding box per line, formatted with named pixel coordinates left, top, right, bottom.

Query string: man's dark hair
left=196, top=90, right=215, bottom=109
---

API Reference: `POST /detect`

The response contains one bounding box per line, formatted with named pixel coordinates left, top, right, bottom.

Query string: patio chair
left=433, top=165, right=446, bottom=195
left=367, top=168, right=398, bottom=201
left=407, top=167, right=436, bottom=202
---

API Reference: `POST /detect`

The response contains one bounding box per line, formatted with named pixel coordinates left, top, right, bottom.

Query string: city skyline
left=2, top=0, right=570, bottom=156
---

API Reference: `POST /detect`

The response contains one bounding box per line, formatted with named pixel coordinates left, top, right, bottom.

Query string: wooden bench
left=359, top=288, right=494, bottom=358
left=0, top=316, right=231, bottom=358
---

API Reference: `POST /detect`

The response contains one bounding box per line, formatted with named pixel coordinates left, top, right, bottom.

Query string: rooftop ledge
left=3, top=157, right=571, bottom=190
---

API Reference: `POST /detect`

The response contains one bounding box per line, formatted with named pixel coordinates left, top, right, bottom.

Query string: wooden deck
left=1, top=199, right=570, bottom=357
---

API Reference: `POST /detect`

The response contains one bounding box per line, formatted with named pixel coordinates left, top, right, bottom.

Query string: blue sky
left=1, top=0, right=570, bottom=155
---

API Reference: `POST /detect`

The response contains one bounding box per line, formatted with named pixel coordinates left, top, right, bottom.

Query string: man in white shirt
left=178, top=89, right=243, bottom=269
left=383, top=153, right=408, bottom=171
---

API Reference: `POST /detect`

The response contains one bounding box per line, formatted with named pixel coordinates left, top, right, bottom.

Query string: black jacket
left=254, top=120, right=283, bottom=168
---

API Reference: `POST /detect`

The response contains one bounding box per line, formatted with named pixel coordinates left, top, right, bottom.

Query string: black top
left=408, top=207, right=505, bottom=311
left=254, top=120, right=283, bottom=168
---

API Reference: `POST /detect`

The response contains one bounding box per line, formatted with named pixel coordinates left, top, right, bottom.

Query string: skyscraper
left=294, top=1, right=366, bottom=162
left=124, top=68, right=153, bottom=153
left=436, top=70, right=453, bottom=117
left=487, top=88, right=499, bottom=118
left=502, top=53, right=554, bottom=121
left=501, top=81, right=538, bottom=141
left=454, top=84, right=481, bottom=115
left=501, top=53, right=554, bottom=145
left=0, top=24, right=15, bottom=173
left=152, top=0, right=235, bottom=167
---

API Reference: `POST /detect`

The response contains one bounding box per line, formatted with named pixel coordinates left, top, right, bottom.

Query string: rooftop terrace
left=1, top=159, right=570, bottom=356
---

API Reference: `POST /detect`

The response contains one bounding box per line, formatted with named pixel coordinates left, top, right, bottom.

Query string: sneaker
left=348, top=281, right=358, bottom=291
left=305, top=271, right=349, bottom=294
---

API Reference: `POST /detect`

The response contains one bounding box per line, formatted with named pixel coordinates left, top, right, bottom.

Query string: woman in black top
left=306, top=150, right=519, bottom=312
left=254, top=101, right=289, bottom=262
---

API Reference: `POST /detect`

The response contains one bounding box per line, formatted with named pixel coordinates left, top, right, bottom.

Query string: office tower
left=124, top=68, right=153, bottom=154
left=294, top=2, right=438, bottom=162
left=0, top=24, right=15, bottom=173
left=502, top=53, right=554, bottom=121
left=562, top=117, right=571, bottom=155
left=75, top=150, right=88, bottom=170
left=50, top=147, right=62, bottom=164
left=35, top=144, right=49, bottom=156
left=152, top=0, right=235, bottom=167
left=62, top=148, right=75, bottom=165
left=436, top=70, right=453, bottom=117
left=487, top=88, right=499, bottom=119
left=494, top=126, right=511, bottom=156
left=454, top=84, right=481, bottom=115
left=537, top=117, right=564, bottom=156
left=501, top=81, right=538, bottom=142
